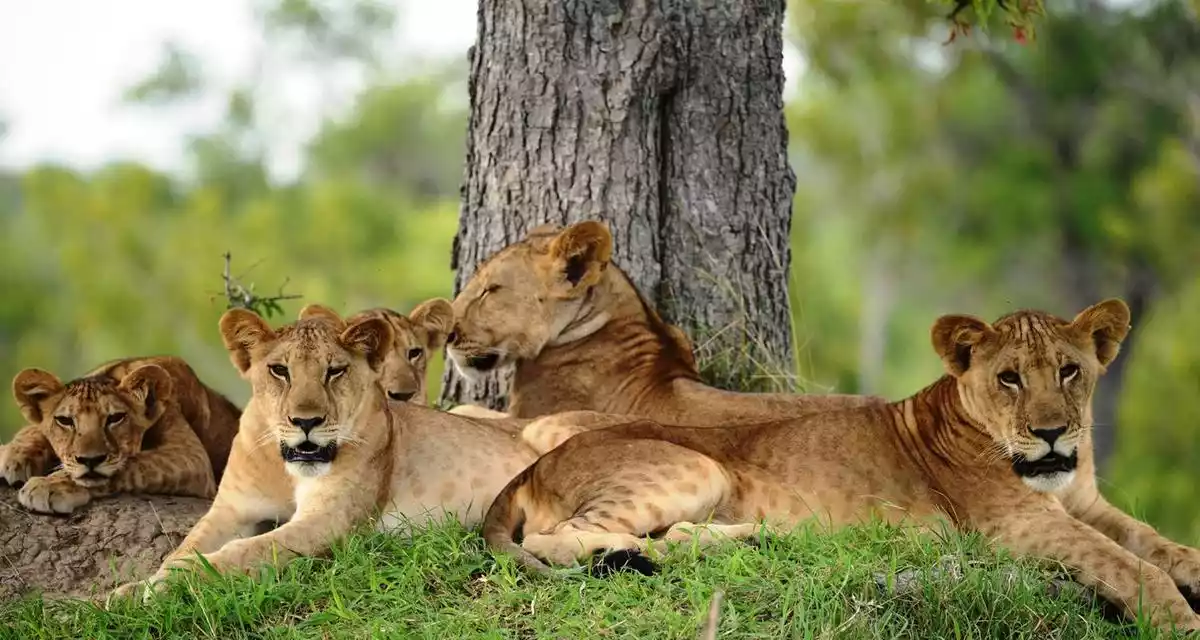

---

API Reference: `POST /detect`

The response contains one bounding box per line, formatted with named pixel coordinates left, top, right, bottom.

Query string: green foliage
left=0, top=522, right=1154, bottom=639
left=122, top=42, right=205, bottom=106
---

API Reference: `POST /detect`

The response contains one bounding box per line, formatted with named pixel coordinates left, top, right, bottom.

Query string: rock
left=0, top=486, right=210, bottom=602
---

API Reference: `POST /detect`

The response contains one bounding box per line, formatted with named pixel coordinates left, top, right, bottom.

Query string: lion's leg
left=0, top=425, right=56, bottom=485
left=521, top=444, right=735, bottom=567
left=108, top=441, right=291, bottom=603
left=193, top=466, right=382, bottom=576
left=521, top=517, right=650, bottom=566
left=983, top=508, right=1200, bottom=632
left=1067, top=489, right=1200, bottom=606
left=646, top=521, right=771, bottom=554
left=1061, top=445, right=1200, bottom=608
left=108, top=419, right=217, bottom=499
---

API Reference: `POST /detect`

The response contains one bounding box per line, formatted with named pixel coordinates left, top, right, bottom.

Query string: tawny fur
left=483, top=299, right=1200, bottom=633
left=107, top=301, right=637, bottom=602
left=1, top=356, right=240, bottom=514
left=344, top=298, right=455, bottom=405
left=446, top=221, right=884, bottom=424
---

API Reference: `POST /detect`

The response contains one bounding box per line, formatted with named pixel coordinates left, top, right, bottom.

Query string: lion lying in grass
left=446, top=221, right=884, bottom=423
left=482, top=299, right=1200, bottom=632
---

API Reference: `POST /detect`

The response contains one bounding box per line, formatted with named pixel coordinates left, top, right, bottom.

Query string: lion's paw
left=0, top=445, right=43, bottom=486
left=17, top=472, right=91, bottom=514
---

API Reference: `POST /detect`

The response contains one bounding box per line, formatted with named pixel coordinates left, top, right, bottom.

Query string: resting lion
left=446, top=220, right=884, bottom=424
left=482, top=299, right=1200, bottom=632
left=109, top=303, right=633, bottom=600
left=343, top=299, right=456, bottom=404
left=1, top=356, right=241, bottom=514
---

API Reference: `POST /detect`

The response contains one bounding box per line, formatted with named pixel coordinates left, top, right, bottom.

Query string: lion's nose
left=289, top=415, right=327, bottom=435
left=388, top=390, right=416, bottom=402
left=1031, top=426, right=1067, bottom=446
left=75, top=454, right=107, bottom=470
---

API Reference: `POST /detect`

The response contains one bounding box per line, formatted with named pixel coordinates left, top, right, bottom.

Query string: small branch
left=698, top=589, right=724, bottom=640
left=214, top=252, right=302, bottom=319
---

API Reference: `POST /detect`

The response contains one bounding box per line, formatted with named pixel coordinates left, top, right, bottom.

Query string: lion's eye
left=53, top=415, right=74, bottom=428
left=406, top=347, right=424, bottom=361
left=480, top=284, right=500, bottom=299
left=268, top=364, right=289, bottom=381
left=1059, top=363, right=1080, bottom=383
left=997, top=370, right=1022, bottom=388
left=325, top=365, right=348, bottom=383
left=106, top=412, right=127, bottom=427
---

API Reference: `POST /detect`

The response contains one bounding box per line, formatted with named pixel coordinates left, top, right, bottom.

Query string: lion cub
left=484, top=299, right=1200, bottom=632
left=1, top=356, right=240, bottom=514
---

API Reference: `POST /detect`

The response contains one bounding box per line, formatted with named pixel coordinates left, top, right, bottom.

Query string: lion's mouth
left=1011, top=451, right=1077, bottom=477
left=280, top=440, right=338, bottom=464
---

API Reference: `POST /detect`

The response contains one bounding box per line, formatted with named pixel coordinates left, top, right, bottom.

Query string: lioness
left=1, top=356, right=240, bottom=514
left=343, top=298, right=456, bottom=404
left=109, top=304, right=633, bottom=600
left=446, top=220, right=884, bottom=423
left=483, top=299, right=1200, bottom=632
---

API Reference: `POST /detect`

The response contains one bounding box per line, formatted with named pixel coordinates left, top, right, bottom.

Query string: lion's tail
left=482, top=466, right=552, bottom=575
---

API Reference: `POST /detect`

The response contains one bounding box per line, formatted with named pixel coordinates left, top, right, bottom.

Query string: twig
left=215, top=252, right=302, bottom=319
left=698, top=589, right=724, bottom=640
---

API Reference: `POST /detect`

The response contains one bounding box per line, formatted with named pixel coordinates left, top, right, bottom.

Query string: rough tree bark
left=0, top=487, right=209, bottom=601
left=442, top=0, right=798, bottom=408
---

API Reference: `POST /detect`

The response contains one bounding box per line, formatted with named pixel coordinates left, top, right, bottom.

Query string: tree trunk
left=443, top=0, right=797, bottom=408
left=0, top=487, right=210, bottom=602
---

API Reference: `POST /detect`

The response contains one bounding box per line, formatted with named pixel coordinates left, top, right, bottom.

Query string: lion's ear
left=298, top=303, right=346, bottom=330
left=548, top=221, right=613, bottom=288
left=1069, top=298, right=1131, bottom=369
left=219, top=309, right=276, bottom=375
left=341, top=317, right=394, bottom=371
left=12, top=368, right=65, bottom=424
left=119, top=364, right=173, bottom=423
left=409, top=298, right=455, bottom=350
left=930, top=314, right=995, bottom=377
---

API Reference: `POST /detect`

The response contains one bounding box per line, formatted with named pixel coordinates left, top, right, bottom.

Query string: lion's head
left=345, top=299, right=454, bottom=404
left=446, top=221, right=613, bottom=380
left=931, top=298, right=1131, bottom=493
left=219, top=305, right=393, bottom=478
left=12, top=364, right=174, bottom=487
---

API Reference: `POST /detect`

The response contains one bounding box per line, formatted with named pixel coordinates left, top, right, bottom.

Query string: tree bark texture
left=443, top=0, right=797, bottom=408
left=0, top=487, right=209, bottom=602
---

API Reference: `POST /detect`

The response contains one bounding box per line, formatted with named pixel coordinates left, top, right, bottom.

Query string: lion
left=482, top=299, right=1200, bottom=632
left=342, top=299, right=456, bottom=405
left=445, top=220, right=884, bottom=424
left=1, top=356, right=240, bottom=514
left=109, top=303, right=637, bottom=601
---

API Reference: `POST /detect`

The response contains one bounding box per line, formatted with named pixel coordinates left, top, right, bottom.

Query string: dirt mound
left=0, top=486, right=209, bottom=602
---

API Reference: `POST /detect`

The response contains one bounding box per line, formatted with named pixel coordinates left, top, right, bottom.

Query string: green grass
left=0, top=520, right=1180, bottom=640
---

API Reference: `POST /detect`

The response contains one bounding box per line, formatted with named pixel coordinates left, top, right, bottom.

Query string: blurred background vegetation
left=1, top=0, right=1198, bottom=540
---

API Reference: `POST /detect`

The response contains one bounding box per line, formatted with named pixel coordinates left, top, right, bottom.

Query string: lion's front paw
left=107, top=574, right=169, bottom=607
left=17, top=472, right=91, bottom=514
left=0, top=445, right=43, bottom=486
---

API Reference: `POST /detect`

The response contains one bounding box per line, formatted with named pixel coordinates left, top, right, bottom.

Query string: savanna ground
left=0, top=519, right=1180, bottom=639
